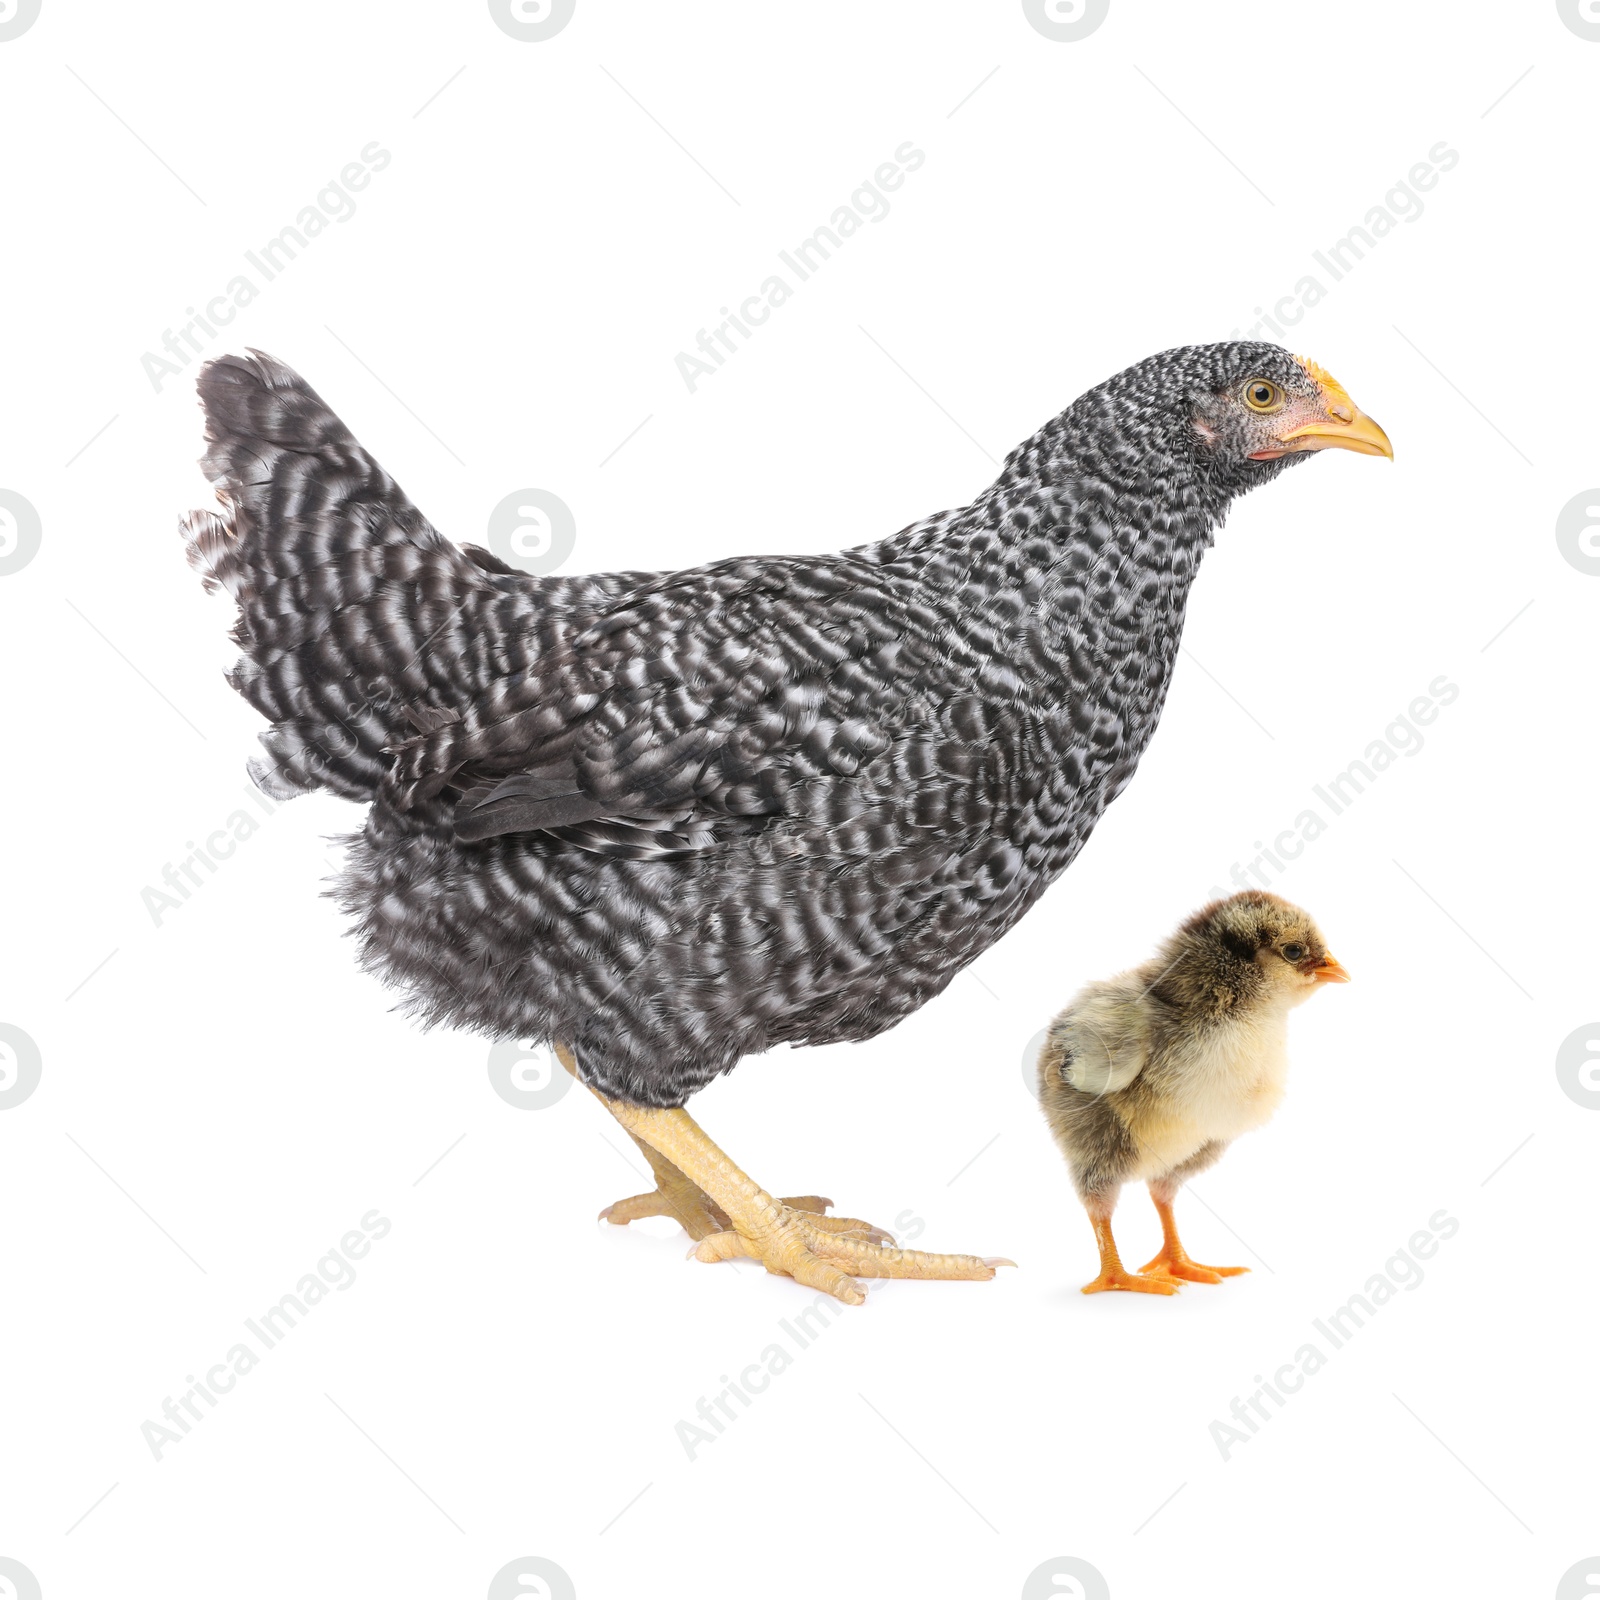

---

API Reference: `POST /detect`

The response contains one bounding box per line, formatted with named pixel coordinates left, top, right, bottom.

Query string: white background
left=1, top=2, right=1596, bottom=1597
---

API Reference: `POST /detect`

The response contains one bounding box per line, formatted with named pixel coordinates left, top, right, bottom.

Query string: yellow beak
left=1278, top=358, right=1394, bottom=459
left=1278, top=407, right=1394, bottom=460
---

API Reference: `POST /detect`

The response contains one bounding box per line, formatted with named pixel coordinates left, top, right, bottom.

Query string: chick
left=1037, top=890, right=1348, bottom=1294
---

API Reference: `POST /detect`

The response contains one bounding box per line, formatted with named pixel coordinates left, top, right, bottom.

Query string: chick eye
left=1282, top=943, right=1307, bottom=963
left=1243, top=379, right=1283, bottom=413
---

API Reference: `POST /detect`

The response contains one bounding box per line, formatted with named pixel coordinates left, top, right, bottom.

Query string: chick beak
left=1310, top=955, right=1351, bottom=984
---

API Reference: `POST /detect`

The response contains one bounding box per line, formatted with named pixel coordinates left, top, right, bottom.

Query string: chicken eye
left=1243, top=379, right=1283, bottom=413
left=1281, top=943, right=1307, bottom=963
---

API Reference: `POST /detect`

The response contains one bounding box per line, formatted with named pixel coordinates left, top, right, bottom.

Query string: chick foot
left=1139, top=1197, right=1248, bottom=1284
left=1081, top=1214, right=1183, bottom=1295
left=1136, top=1248, right=1247, bottom=1286
left=691, top=1202, right=1011, bottom=1306
left=1083, top=1265, right=1184, bottom=1295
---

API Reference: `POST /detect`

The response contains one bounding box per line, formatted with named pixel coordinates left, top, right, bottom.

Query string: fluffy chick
left=1037, top=890, right=1348, bottom=1295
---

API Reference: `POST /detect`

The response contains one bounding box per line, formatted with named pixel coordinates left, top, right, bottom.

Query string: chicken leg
left=599, top=1129, right=884, bottom=1244
left=559, top=1045, right=1010, bottom=1306
left=558, top=1046, right=891, bottom=1244
left=1136, top=1191, right=1248, bottom=1285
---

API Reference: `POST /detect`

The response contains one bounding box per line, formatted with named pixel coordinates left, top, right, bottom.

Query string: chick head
left=1169, top=890, right=1349, bottom=1014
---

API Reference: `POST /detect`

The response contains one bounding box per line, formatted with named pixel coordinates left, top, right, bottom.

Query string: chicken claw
left=690, top=1204, right=1008, bottom=1305
left=601, top=1176, right=893, bottom=1247
left=583, top=1066, right=1011, bottom=1306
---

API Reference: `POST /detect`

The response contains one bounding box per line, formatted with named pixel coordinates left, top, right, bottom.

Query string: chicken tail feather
left=181, top=349, right=491, bottom=808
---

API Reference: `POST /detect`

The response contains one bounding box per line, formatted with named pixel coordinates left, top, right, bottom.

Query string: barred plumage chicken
left=183, top=342, right=1389, bottom=1304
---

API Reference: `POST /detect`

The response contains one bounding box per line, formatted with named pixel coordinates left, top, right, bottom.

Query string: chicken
left=182, top=343, right=1389, bottom=1306
left=1037, top=890, right=1350, bottom=1295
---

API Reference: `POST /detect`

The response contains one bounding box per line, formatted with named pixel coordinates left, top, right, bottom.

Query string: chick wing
left=1040, top=980, right=1152, bottom=1096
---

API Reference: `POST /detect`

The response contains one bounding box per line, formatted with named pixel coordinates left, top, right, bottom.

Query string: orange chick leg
left=1082, top=1212, right=1181, bottom=1295
left=1137, top=1196, right=1249, bottom=1285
